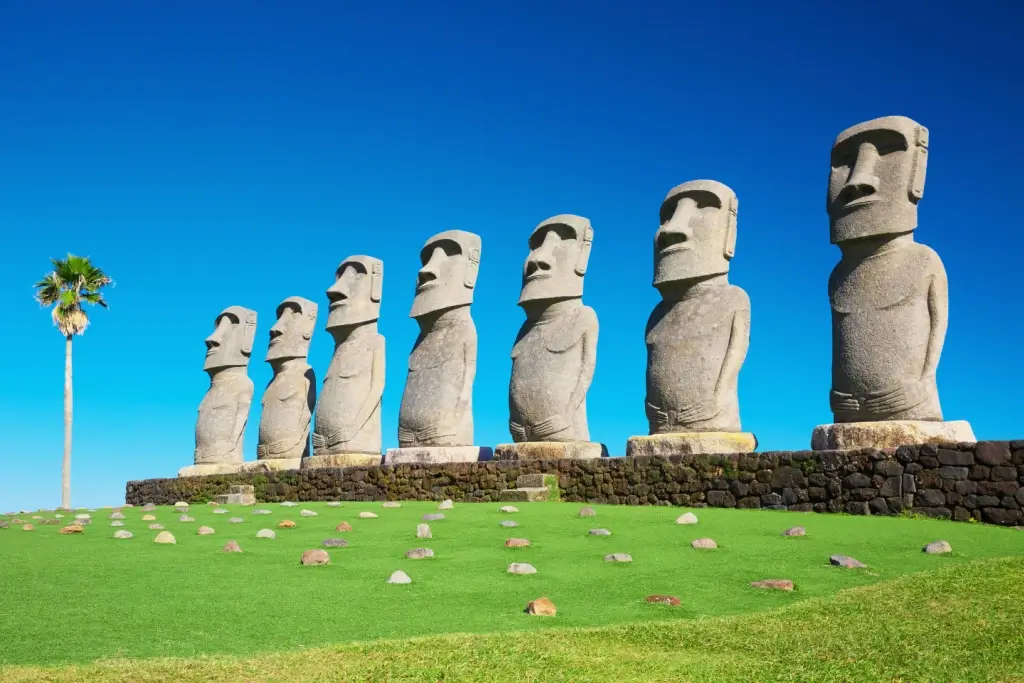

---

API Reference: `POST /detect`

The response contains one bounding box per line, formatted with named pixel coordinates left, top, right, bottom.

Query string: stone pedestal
left=626, top=432, right=757, bottom=457
left=178, top=463, right=240, bottom=478
left=238, top=459, right=301, bottom=473
left=384, top=446, right=492, bottom=465
left=811, top=420, right=976, bottom=450
left=300, top=453, right=381, bottom=469
left=494, top=441, right=607, bottom=461
left=214, top=485, right=256, bottom=505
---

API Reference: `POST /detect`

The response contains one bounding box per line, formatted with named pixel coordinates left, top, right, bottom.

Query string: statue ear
left=464, top=247, right=480, bottom=289
left=909, top=125, right=928, bottom=201
left=242, top=312, right=257, bottom=355
left=723, top=195, right=738, bottom=259
left=574, top=225, right=593, bottom=276
left=370, top=262, right=383, bottom=303
left=303, top=303, right=317, bottom=341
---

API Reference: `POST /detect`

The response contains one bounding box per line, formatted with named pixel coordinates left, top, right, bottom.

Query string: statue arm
left=923, top=262, right=948, bottom=380
left=568, top=323, right=597, bottom=413
left=714, top=305, right=750, bottom=398
left=453, top=334, right=477, bottom=429
left=350, top=341, right=385, bottom=434
left=231, top=383, right=254, bottom=449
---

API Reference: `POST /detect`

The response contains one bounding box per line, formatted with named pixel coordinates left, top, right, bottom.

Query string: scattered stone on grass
left=782, top=527, right=806, bottom=537
left=75, top=514, right=91, bottom=520
left=300, top=509, right=317, bottom=517
left=109, top=512, right=125, bottom=520
left=113, top=530, right=133, bottom=540
left=422, top=513, right=444, bottom=521
left=508, top=562, right=537, bottom=575
left=830, top=554, right=866, bottom=569
left=59, top=525, right=84, bottom=534
left=278, top=520, right=296, bottom=529
left=360, top=512, right=379, bottom=519
left=751, top=579, right=794, bottom=591
left=111, top=521, right=125, bottom=527
left=22, top=524, right=34, bottom=531
left=213, top=509, right=228, bottom=515
left=222, top=540, right=243, bottom=553
left=142, top=514, right=156, bottom=521
left=54, top=514, right=64, bottom=519
left=301, top=549, right=330, bottom=566
left=924, top=540, right=952, bottom=555
left=645, top=595, right=681, bottom=606
left=579, top=507, right=596, bottom=517
left=41, top=519, right=62, bottom=526
left=0, top=521, right=8, bottom=529
left=675, top=512, right=699, bottom=525
left=416, top=524, right=431, bottom=539
left=148, top=524, right=164, bottom=530
left=179, top=515, right=195, bottom=523
left=383, top=502, right=401, bottom=508
left=336, top=522, right=353, bottom=532
left=76, top=518, right=93, bottom=526
left=153, top=531, right=176, bottom=544
left=174, top=501, right=188, bottom=508
left=11, top=519, right=25, bottom=525
left=405, top=548, right=434, bottom=559
left=499, top=506, right=519, bottom=513
left=281, top=501, right=298, bottom=507
left=322, top=538, right=348, bottom=548
left=229, top=517, right=245, bottom=524
left=525, top=597, right=556, bottom=616
left=692, top=538, right=718, bottom=549
left=500, top=520, right=518, bottom=528
left=326, top=502, right=342, bottom=508
left=197, top=526, right=215, bottom=535
left=388, top=570, right=411, bottom=584
left=604, top=553, right=632, bottom=562
left=505, top=538, right=530, bottom=548
left=256, top=529, right=276, bottom=540
left=208, top=502, right=219, bottom=506
left=252, top=509, right=271, bottom=515
left=438, top=499, right=454, bottom=510
left=32, top=515, right=42, bottom=520
left=589, top=528, right=611, bottom=536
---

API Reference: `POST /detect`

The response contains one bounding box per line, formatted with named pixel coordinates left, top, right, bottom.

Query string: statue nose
left=525, top=254, right=552, bottom=277
left=417, top=267, right=438, bottom=287
left=840, top=142, right=880, bottom=202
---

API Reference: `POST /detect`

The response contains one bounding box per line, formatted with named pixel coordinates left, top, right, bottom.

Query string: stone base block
left=301, top=453, right=382, bottom=469
left=811, top=420, right=976, bottom=450
left=626, top=432, right=758, bottom=457
left=214, top=485, right=256, bottom=506
left=498, top=473, right=560, bottom=502
left=498, top=488, right=550, bottom=502
left=493, top=441, right=607, bottom=461
left=178, top=463, right=240, bottom=478
left=383, top=446, right=492, bottom=465
left=237, top=459, right=301, bottom=473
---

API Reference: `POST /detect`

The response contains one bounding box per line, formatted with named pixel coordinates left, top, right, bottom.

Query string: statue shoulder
left=723, top=284, right=751, bottom=313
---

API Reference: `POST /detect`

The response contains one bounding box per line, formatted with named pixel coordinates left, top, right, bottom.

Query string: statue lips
left=836, top=195, right=880, bottom=214
left=656, top=232, right=690, bottom=256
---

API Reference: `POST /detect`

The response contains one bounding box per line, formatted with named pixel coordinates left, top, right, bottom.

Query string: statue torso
left=195, top=372, right=253, bottom=462
left=258, top=364, right=314, bottom=457
left=314, top=334, right=382, bottom=453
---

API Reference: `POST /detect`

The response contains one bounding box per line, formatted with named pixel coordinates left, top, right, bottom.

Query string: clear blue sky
left=2, top=1, right=1021, bottom=511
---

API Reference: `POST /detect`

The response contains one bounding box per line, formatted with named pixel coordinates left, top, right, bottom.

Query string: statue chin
left=518, top=278, right=582, bottom=305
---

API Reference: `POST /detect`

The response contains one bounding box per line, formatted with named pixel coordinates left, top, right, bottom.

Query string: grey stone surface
left=691, top=538, right=718, bottom=549
left=579, top=507, right=596, bottom=517
left=256, top=528, right=276, bottom=539
left=438, top=499, right=454, bottom=510
left=782, top=526, right=806, bottom=537
left=321, top=538, right=349, bottom=548
left=507, top=562, right=537, bottom=575
left=500, top=520, right=519, bottom=528
left=113, top=530, right=133, bottom=539
left=399, top=231, right=480, bottom=449
left=644, top=180, right=750, bottom=437
left=498, top=487, right=550, bottom=502
left=359, top=512, right=379, bottom=519
left=312, top=256, right=385, bottom=460
left=604, top=553, right=632, bottom=562
left=589, top=528, right=611, bottom=536
left=416, top=524, right=431, bottom=539
left=509, top=215, right=598, bottom=443
left=422, top=513, right=444, bottom=521
left=812, top=420, right=976, bottom=450
left=300, top=509, right=317, bottom=517
left=384, top=446, right=490, bottom=465
left=256, top=296, right=317, bottom=466
left=830, top=554, right=866, bottom=568
left=627, top=432, right=757, bottom=457
left=494, top=441, right=605, bottom=461
left=825, top=116, right=959, bottom=428
left=186, top=307, right=256, bottom=477
left=110, top=521, right=124, bottom=527
left=499, top=506, right=519, bottom=513
left=197, top=526, right=215, bottom=535
left=382, top=501, right=401, bottom=508
left=923, top=540, right=952, bottom=554
left=405, top=547, right=434, bottom=559
left=675, top=513, right=699, bottom=525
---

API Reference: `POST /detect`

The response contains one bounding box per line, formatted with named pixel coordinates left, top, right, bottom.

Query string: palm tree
left=34, top=254, right=112, bottom=510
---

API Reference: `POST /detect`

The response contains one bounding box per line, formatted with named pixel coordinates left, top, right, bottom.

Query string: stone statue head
left=266, top=296, right=317, bottom=362
left=654, top=179, right=737, bottom=288
left=828, top=115, right=929, bottom=244
left=204, top=305, right=257, bottom=371
left=409, top=230, right=482, bottom=318
left=518, top=214, right=593, bottom=305
left=326, top=255, right=383, bottom=330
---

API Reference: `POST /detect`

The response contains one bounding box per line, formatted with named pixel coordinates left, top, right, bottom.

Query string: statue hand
left=509, top=421, right=527, bottom=442
left=674, top=399, right=722, bottom=426
left=533, top=414, right=571, bottom=439
left=862, top=380, right=929, bottom=418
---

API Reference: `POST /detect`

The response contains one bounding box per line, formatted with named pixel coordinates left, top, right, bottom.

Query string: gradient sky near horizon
left=2, top=1, right=1022, bottom=511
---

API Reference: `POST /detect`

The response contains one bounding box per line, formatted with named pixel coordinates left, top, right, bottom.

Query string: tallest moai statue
left=811, top=115, right=975, bottom=449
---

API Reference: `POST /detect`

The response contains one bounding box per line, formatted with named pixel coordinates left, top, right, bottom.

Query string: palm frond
left=35, top=254, right=112, bottom=336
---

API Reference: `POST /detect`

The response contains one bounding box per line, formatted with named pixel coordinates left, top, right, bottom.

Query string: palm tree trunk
left=62, top=334, right=72, bottom=510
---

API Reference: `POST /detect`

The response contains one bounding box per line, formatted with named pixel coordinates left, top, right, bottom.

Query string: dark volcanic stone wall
left=126, top=440, right=1024, bottom=525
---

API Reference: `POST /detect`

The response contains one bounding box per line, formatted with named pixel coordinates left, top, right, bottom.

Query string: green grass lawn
left=1, top=501, right=1022, bottom=680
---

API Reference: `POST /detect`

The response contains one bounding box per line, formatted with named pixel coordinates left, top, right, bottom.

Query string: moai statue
left=386, top=231, right=489, bottom=464
left=495, top=214, right=605, bottom=461
left=626, top=180, right=756, bottom=457
left=811, top=115, right=975, bottom=449
left=179, top=306, right=256, bottom=477
left=247, top=297, right=318, bottom=471
left=304, top=256, right=386, bottom=468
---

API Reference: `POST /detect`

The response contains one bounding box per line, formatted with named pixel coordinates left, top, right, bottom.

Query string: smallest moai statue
left=180, top=306, right=256, bottom=477
left=626, top=180, right=755, bottom=457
